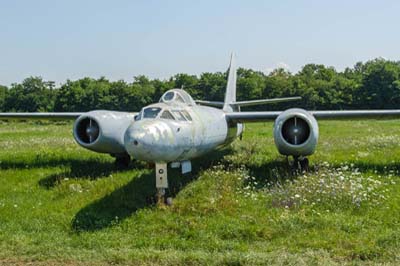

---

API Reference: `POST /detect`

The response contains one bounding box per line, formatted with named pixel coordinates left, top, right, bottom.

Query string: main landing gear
left=288, top=156, right=309, bottom=172
left=114, top=154, right=131, bottom=168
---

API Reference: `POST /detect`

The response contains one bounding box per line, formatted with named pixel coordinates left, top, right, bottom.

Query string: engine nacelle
left=273, top=108, right=319, bottom=157
left=73, top=110, right=135, bottom=155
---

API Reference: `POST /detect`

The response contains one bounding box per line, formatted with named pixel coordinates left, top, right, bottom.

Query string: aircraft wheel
left=299, top=157, right=309, bottom=172
left=289, top=156, right=298, bottom=174
left=166, top=197, right=173, bottom=206
left=115, top=155, right=131, bottom=168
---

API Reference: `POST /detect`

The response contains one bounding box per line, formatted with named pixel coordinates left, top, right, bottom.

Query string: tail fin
left=223, top=53, right=237, bottom=112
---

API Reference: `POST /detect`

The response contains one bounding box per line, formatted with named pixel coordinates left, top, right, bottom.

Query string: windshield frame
left=138, top=107, right=162, bottom=120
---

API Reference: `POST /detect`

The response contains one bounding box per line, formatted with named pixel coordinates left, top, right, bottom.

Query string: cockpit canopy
left=134, top=89, right=195, bottom=122
left=142, top=107, right=161, bottom=119
left=159, top=89, right=195, bottom=106
left=135, top=106, right=193, bottom=122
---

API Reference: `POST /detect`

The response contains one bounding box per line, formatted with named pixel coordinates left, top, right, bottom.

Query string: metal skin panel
left=273, top=108, right=319, bottom=156
left=181, top=161, right=192, bottom=174
left=73, top=110, right=136, bottom=154
left=226, top=110, right=400, bottom=123
left=156, top=163, right=168, bottom=188
left=124, top=102, right=242, bottom=163
left=223, top=53, right=237, bottom=113
left=311, top=110, right=400, bottom=119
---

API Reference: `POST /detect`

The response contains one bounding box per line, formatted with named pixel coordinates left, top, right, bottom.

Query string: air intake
left=75, top=117, right=100, bottom=144
left=281, top=116, right=310, bottom=145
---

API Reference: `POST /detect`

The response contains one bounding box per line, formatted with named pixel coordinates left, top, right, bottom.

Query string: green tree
left=170, top=74, right=200, bottom=99
left=198, top=72, right=226, bottom=101
left=4, top=58, right=400, bottom=112
left=4, top=77, right=55, bottom=112
left=54, top=79, right=86, bottom=111
left=0, top=85, right=7, bottom=111
left=152, top=79, right=175, bottom=102
left=237, top=68, right=265, bottom=101
left=357, top=59, right=400, bottom=109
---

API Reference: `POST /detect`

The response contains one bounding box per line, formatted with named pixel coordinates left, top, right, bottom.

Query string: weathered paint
left=124, top=90, right=243, bottom=163
left=73, top=110, right=136, bottom=154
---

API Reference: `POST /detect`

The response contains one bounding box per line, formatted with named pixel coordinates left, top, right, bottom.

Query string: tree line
left=1, top=58, right=400, bottom=112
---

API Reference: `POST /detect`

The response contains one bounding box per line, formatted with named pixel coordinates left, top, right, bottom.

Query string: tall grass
left=0, top=120, right=399, bottom=265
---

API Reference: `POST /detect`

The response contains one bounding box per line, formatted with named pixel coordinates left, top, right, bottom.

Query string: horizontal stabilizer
left=231, top=96, right=301, bottom=107
left=195, top=100, right=224, bottom=107
left=196, top=96, right=301, bottom=108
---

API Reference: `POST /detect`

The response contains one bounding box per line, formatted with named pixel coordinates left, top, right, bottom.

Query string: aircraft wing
left=0, top=112, right=84, bottom=120
left=226, top=110, right=400, bottom=123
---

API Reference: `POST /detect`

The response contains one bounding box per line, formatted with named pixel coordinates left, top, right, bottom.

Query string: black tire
left=115, top=155, right=131, bottom=168
left=290, top=156, right=299, bottom=174
left=299, top=158, right=309, bottom=172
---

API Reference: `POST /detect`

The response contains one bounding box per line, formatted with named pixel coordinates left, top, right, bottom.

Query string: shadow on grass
left=38, top=159, right=140, bottom=189
left=72, top=170, right=155, bottom=232
left=0, top=156, right=136, bottom=188
left=0, top=156, right=107, bottom=170
left=71, top=148, right=233, bottom=232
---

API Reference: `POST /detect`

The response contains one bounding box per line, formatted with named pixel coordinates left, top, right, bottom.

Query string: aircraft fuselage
left=124, top=103, right=242, bottom=163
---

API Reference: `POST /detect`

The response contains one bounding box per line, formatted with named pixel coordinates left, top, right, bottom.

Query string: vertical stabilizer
left=223, top=53, right=237, bottom=112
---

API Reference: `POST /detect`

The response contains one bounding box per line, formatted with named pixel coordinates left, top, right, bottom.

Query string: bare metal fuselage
left=124, top=103, right=243, bottom=163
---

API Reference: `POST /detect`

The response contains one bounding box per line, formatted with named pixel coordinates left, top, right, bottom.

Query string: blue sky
left=0, top=0, right=399, bottom=85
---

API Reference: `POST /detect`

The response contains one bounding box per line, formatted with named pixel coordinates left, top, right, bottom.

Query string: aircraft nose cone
left=124, top=120, right=176, bottom=162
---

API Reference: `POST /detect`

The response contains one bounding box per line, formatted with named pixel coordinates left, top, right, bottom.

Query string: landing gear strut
left=292, top=156, right=309, bottom=172
left=154, top=162, right=191, bottom=205
left=155, top=163, right=169, bottom=205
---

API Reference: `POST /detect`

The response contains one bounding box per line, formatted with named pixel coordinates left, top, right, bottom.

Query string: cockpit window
left=180, top=91, right=193, bottom=104
left=181, top=110, right=192, bottom=121
left=175, top=94, right=185, bottom=103
left=143, top=107, right=161, bottom=119
left=135, top=111, right=142, bottom=121
left=172, top=110, right=186, bottom=121
left=163, top=91, right=175, bottom=101
left=160, top=110, right=175, bottom=120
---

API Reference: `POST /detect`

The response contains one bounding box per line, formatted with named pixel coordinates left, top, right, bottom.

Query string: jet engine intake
left=73, top=111, right=136, bottom=154
left=75, top=117, right=100, bottom=144
left=273, top=108, right=319, bottom=157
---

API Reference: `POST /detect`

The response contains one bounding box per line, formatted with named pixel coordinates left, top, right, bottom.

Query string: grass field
left=1, top=120, right=400, bottom=265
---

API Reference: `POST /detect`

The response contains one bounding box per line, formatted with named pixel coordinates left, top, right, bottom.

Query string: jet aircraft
left=2, top=54, right=400, bottom=201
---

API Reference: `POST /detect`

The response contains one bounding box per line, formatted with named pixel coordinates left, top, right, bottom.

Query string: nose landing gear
left=154, top=161, right=191, bottom=205
left=155, top=163, right=171, bottom=205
